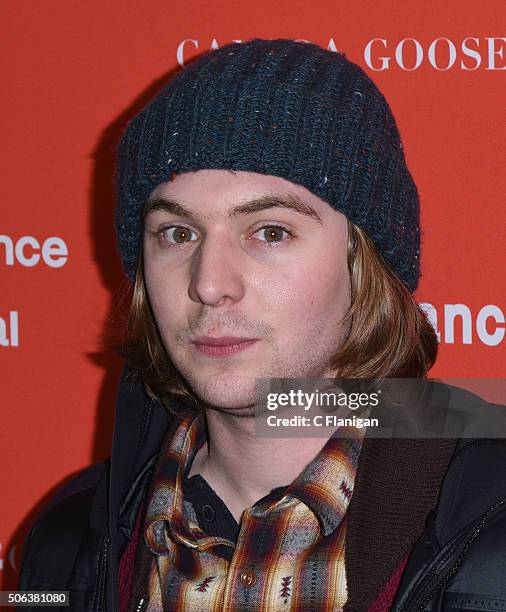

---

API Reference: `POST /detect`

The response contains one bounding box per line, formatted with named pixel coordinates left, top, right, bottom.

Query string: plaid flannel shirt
left=144, top=411, right=364, bottom=611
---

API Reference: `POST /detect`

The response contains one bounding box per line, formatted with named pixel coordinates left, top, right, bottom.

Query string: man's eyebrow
left=144, top=194, right=323, bottom=224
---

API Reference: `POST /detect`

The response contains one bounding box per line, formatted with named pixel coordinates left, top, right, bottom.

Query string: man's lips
left=191, top=335, right=259, bottom=357
left=192, top=335, right=258, bottom=347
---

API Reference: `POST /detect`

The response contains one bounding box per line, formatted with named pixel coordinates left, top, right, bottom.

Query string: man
left=19, top=38, right=506, bottom=611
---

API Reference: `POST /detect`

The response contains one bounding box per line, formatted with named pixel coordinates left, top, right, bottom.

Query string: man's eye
left=254, top=225, right=292, bottom=244
left=155, top=224, right=293, bottom=248
left=158, top=226, right=198, bottom=245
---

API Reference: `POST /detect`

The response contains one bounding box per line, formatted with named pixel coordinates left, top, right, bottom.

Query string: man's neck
left=187, top=409, right=331, bottom=523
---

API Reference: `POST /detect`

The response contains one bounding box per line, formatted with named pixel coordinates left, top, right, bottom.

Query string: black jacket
left=19, top=369, right=506, bottom=611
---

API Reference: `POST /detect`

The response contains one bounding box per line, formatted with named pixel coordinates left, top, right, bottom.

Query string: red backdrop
left=1, top=0, right=505, bottom=588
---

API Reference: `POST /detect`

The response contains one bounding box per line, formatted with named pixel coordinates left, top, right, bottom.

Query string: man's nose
left=188, top=234, right=246, bottom=307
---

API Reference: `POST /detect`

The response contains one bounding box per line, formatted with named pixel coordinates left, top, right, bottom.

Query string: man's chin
left=184, top=377, right=259, bottom=414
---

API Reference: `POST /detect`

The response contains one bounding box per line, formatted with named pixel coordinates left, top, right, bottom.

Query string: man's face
left=143, top=169, right=351, bottom=411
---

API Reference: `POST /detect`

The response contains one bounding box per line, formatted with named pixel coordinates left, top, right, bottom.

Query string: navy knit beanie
left=116, top=38, right=420, bottom=292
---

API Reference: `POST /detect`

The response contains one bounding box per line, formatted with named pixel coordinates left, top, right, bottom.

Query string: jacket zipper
left=97, top=536, right=110, bottom=612
left=400, top=497, right=505, bottom=611
left=108, top=397, right=153, bottom=612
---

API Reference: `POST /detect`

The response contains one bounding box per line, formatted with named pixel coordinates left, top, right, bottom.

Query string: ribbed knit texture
left=343, top=437, right=457, bottom=611
left=116, top=38, right=421, bottom=291
left=367, top=554, right=410, bottom=612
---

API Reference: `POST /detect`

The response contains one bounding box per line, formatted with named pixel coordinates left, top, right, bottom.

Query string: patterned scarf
left=143, top=411, right=365, bottom=611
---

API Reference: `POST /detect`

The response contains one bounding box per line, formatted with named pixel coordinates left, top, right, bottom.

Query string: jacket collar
left=106, top=367, right=175, bottom=612
left=342, top=380, right=503, bottom=611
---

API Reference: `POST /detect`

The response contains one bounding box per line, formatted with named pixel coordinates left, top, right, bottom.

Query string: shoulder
left=46, top=461, right=108, bottom=511
left=435, top=434, right=506, bottom=554
left=434, top=437, right=506, bottom=606
left=435, top=387, right=506, bottom=528
left=391, top=434, right=506, bottom=609
left=435, top=411, right=506, bottom=545
left=31, top=460, right=109, bottom=533
left=18, top=460, right=109, bottom=589
left=432, top=431, right=506, bottom=602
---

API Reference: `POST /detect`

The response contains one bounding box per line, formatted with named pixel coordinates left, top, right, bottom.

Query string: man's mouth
left=191, top=335, right=259, bottom=357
